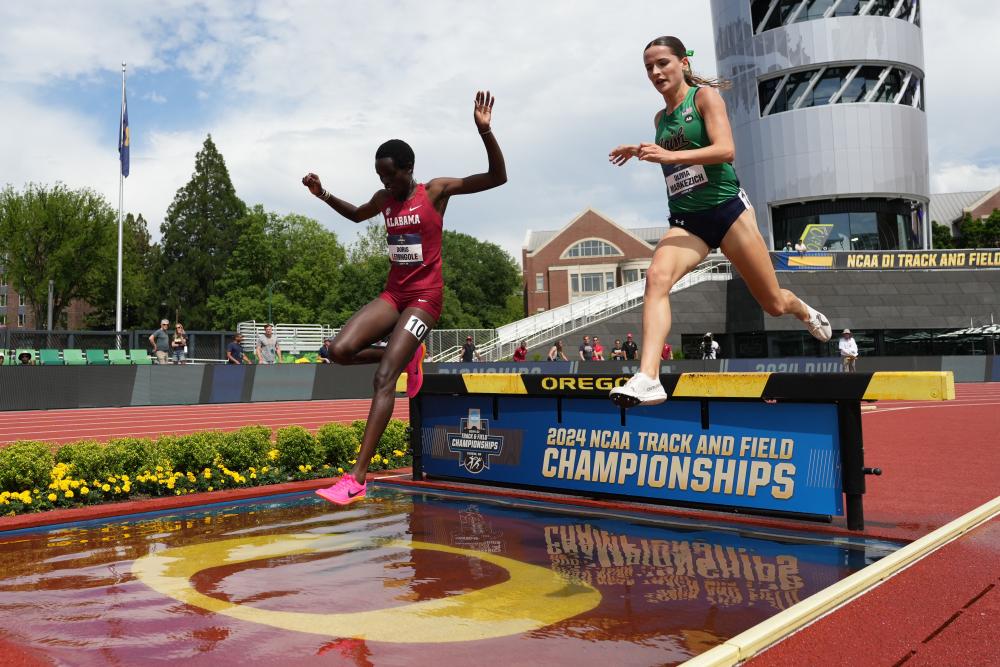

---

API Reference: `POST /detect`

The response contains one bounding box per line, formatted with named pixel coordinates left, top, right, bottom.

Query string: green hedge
left=0, top=419, right=411, bottom=516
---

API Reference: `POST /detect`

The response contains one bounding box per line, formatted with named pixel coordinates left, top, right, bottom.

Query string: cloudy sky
left=1, top=1, right=997, bottom=263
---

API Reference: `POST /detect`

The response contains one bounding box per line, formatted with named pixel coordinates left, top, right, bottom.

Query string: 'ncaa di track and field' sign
left=410, top=372, right=956, bottom=528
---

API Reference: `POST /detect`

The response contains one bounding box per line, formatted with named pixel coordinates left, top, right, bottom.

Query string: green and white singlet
left=656, top=86, right=741, bottom=213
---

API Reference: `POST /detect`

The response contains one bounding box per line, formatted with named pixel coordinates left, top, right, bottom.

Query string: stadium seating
left=39, top=349, right=64, bottom=365
left=129, top=349, right=153, bottom=365
left=62, top=349, right=88, bottom=365
left=85, top=349, right=109, bottom=365
left=107, top=349, right=131, bottom=365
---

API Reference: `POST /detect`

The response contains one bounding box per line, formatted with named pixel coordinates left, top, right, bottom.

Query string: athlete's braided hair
left=645, top=36, right=730, bottom=90
left=375, top=139, right=415, bottom=170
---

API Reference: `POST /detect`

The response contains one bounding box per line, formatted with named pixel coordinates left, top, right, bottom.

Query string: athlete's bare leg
left=638, top=229, right=710, bottom=378
left=719, top=208, right=809, bottom=321
left=351, top=306, right=436, bottom=483
left=328, top=298, right=400, bottom=365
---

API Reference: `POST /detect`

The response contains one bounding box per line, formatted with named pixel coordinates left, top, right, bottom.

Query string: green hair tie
left=686, top=49, right=694, bottom=57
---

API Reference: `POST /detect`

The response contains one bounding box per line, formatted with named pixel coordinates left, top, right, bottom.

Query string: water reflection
left=0, top=487, right=897, bottom=666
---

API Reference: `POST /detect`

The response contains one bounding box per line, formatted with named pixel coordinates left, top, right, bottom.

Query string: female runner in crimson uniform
left=302, top=90, right=507, bottom=504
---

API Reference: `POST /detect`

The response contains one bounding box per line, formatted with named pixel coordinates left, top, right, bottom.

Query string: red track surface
left=0, top=399, right=409, bottom=445
left=749, top=382, right=1000, bottom=666
left=0, top=384, right=996, bottom=665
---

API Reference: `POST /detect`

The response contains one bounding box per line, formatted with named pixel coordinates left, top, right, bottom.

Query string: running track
left=0, top=400, right=409, bottom=445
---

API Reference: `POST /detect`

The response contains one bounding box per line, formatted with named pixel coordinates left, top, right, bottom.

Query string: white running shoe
left=609, top=372, right=667, bottom=408
left=803, top=304, right=832, bottom=342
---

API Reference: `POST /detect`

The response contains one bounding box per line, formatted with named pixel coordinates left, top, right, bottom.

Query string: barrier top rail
left=419, top=371, right=956, bottom=402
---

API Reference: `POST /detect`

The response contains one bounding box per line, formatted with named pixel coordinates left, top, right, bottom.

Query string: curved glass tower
left=710, top=0, right=929, bottom=250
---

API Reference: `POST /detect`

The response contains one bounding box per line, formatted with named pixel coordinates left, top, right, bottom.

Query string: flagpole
left=116, top=62, right=126, bottom=339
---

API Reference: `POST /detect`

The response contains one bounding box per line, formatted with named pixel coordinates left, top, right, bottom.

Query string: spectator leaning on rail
left=512, top=340, right=528, bottom=361
left=611, top=339, right=625, bottom=360
left=547, top=340, right=568, bottom=361
left=256, top=324, right=282, bottom=364
left=622, top=333, right=639, bottom=361
left=149, top=319, right=171, bottom=364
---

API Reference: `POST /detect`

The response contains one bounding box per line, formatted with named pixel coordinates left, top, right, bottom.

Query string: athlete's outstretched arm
left=428, top=91, right=507, bottom=200
left=635, top=88, right=735, bottom=167
left=302, top=173, right=387, bottom=223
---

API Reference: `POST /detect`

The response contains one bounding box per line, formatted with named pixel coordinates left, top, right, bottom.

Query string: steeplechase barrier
left=409, top=372, right=955, bottom=530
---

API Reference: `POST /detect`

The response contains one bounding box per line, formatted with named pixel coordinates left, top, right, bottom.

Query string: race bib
left=663, top=164, right=709, bottom=198
left=387, top=233, right=424, bottom=266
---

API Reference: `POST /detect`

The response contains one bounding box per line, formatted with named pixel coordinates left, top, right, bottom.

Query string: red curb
left=0, top=469, right=412, bottom=533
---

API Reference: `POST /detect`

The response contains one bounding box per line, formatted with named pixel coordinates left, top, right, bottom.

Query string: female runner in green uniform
left=609, top=36, right=832, bottom=407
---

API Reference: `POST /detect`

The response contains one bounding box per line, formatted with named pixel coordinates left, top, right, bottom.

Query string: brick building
left=0, top=267, right=91, bottom=330
left=521, top=209, right=659, bottom=314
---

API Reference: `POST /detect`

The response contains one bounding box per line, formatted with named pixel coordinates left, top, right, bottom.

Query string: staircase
left=427, top=257, right=732, bottom=361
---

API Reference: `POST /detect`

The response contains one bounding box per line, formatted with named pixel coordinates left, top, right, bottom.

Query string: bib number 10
left=404, top=315, right=429, bottom=341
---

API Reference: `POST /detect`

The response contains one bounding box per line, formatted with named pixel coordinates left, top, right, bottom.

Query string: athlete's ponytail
left=644, top=36, right=731, bottom=90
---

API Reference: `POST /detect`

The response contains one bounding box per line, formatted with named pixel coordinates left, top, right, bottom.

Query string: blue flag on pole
left=119, top=88, right=130, bottom=178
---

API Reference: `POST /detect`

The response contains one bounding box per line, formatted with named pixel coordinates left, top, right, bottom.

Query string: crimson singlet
left=381, top=183, right=444, bottom=295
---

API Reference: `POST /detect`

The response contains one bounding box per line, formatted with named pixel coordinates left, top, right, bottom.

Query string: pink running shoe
left=405, top=343, right=426, bottom=398
left=315, top=474, right=367, bottom=505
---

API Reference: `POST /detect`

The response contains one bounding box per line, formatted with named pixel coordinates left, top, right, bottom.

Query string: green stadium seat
left=85, top=349, right=109, bottom=365
left=15, top=349, right=38, bottom=365
left=62, top=349, right=88, bottom=365
left=129, top=349, right=153, bottom=365
left=39, top=349, right=64, bottom=365
left=107, top=349, right=131, bottom=365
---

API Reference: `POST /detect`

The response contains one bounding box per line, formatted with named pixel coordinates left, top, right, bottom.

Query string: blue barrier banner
left=720, top=358, right=846, bottom=373
left=421, top=396, right=843, bottom=517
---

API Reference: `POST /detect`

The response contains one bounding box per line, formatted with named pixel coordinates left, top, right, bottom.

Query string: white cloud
left=931, top=162, right=1000, bottom=194
left=143, top=91, right=167, bottom=104
left=0, top=1, right=996, bottom=269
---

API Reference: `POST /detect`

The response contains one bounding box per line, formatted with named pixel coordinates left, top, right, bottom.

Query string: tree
left=931, top=221, right=955, bottom=249
left=159, top=135, right=247, bottom=329
left=207, top=209, right=348, bottom=328
left=87, top=213, right=161, bottom=329
left=957, top=211, right=1000, bottom=249
left=440, top=230, right=521, bottom=329
left=0, top=183, right=116, bottom=328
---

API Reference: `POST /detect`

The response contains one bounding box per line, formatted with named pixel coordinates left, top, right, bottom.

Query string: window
left=623, top=268, right=639, bottom=283
left=17, top=313, right=25, bottom=327
left=580, top=273, right=604, bottom=292
left=752, top=0, right=918, bottom=33
left=759, top=65, right=923, bottom=116
left=771, top=198, right=920, bottom=251
left=0, top=294, right=5, bottom=308
left=0, top=273, right=6, bottom=287
left=0, top=314, right=5, bottom=326
left=19, top=294, right=26, bottom=307
left=564, top=239, right=622, bottom=258
left=535, top=273, right=544, bottom=291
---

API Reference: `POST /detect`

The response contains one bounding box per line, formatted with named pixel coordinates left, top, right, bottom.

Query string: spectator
left=226, top=334, right=251, bottom=365
left=611, top=339, right=625, bottom=360
left=460, top=335, right=483, bottom=362
left=661, top=341, right=673, bottom=360
left=318, top=338, right=333, bottom=363
left=149, top=319, right=171, bottom=364
left=171, top=323, right=188, bottom=364
left=701, top=333, right=720, bottom=360
left=622, top=332, right=639, bottom=360
left=783, top=240, right=793, bottom=251
left=547, top=340, right=568, bottom=361
left=512, top=340, right=528, bottom=361
left=794, top=240, right=807, bottom=253
left=256, top=323, right=282, bottom=365
left=592, top=336, right=605, bottom=361
left=839, top=329, right=859, bottom=373
left=578, top=335, right=594, bottom=361
left=17, top=351, right=33, bottom=365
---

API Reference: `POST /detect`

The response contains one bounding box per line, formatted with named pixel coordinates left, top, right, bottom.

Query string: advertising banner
left=771, top=249, right=1000, bottom=271
left=420, top=395, right=844, bottom=518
